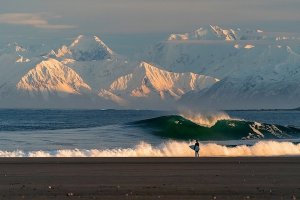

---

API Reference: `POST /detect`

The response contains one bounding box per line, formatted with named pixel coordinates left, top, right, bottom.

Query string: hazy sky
left=1, top=0, right=300, bottom=55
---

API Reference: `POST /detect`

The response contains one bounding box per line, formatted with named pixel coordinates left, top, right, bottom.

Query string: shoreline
left=0, top=157, right=299, bottom=199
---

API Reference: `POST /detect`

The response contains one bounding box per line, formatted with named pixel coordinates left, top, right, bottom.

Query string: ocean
left=0, top=109, right=300, bottom=157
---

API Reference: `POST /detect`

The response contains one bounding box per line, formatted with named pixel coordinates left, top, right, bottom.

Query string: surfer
left=194, top=140, right=200, bottom=157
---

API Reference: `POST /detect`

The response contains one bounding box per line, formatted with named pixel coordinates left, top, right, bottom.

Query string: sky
left=1, top=0, right=300, bottom=56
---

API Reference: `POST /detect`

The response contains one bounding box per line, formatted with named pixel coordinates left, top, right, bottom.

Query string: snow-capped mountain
left=1, top=34, right=219, bottom=109
left=1, top=26, right=300, bottom=109
left=145, top=38, right=300, bottom=79
left=180, top=44, right=300, bottom=109
left=180, top=74, right=300, bottom=110
left=0, top=58, right=120, bottom=109
left=0, top=35, right=118, bottom=108
left=168, top=25, right=265, bottom=41
left=50, top=35, right=115, bottom=61
left=143, top=25, right=300, bottom=109
left=42, top=34, right=133, bottom=92
left=47, top=35, right=135, bottom=91
left=99, top=61, right=218, bottom=108
left=17, top=58, right=92, bottom=97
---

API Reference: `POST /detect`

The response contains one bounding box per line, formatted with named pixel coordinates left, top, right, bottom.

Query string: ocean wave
left=1, top=141, right=300, bottom=157
left=180, top=111, right=232, bottom=127
left=131, top=115, right=300, bottom=140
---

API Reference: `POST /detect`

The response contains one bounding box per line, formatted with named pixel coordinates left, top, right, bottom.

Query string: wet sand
left=0, top=157, right=299, bottom=199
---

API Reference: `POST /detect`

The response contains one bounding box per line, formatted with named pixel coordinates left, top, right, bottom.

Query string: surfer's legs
left=195, top=151, right=199, bottom=157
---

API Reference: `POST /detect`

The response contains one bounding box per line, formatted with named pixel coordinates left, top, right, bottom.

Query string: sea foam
left=1, top=141, right=300, bottom=157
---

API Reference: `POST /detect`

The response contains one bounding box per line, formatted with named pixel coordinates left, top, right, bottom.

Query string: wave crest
left=180, top=111, right=232, bottom=127
left=1, top=141, right=300, bottom=157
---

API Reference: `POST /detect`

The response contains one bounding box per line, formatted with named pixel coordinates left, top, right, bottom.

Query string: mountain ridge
left=1, top=27, right=300, bottom=109
left=99, top=61, right=218, bottom=108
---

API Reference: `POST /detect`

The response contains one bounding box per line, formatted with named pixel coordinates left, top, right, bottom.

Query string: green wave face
left=132, top=115, right=300, bottom=141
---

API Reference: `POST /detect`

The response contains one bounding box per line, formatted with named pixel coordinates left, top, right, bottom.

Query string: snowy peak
left=136, top=61, right=218, bottom=93
left=51, top=35, right=114, bottom=61
left=99, top=61, right=218, bottom=106
left=70, top=35, right=114, bottom=55
left=17, top=58, right=91, bottom=95
left=168, top=25, right=267, bottom=41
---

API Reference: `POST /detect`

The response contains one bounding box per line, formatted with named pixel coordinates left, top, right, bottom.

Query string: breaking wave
left=180, top=111, right=232, bottom=127
left=1, top=141, right=300, bottom=157
left=131, top=115, right=300, bottom=140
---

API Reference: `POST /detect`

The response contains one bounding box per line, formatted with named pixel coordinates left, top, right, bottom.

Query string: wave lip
left=1, top=141, right=300, bottom=157
left=180, top=111, right=232, bottom=127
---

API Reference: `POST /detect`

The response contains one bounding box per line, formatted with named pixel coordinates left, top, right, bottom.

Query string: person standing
left=194, top=140, right=200, bottom=157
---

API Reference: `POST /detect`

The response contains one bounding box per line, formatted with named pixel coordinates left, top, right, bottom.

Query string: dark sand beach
left=0, top=157, right=299, bottom=199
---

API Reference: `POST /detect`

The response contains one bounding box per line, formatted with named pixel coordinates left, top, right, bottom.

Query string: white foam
left=180, top=111, right=232, bottom=127
left=1, top=141, right=300, bottom=157
left=249, top=122, right=264, bottom=138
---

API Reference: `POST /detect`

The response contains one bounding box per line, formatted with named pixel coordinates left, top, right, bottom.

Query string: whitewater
left=0, top=109, right=300, bottom=157
left=1, top=140, right=300, bottom=157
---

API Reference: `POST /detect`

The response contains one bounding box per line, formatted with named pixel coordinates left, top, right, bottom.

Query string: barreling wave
left=1, top=141, right=300, bottom=157
left=131, top=115, right=300, bottom=140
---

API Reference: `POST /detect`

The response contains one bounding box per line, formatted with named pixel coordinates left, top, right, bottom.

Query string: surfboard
left=189, top=145, right=195, bottom=150
left=189, top=145, right=199, bottom=151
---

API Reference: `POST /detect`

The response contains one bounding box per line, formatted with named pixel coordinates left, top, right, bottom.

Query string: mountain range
left=145, top=25, right=300, bottom=109
left=0, top=25, right=300, bottom=109
left=0, top=34, right=217, bottom=109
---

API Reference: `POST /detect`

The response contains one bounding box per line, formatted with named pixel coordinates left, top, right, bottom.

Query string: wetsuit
left=194, top=142, right=200, bottom=157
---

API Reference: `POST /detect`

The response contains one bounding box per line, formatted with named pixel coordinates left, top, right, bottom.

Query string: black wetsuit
left=195, top=142, right=199, bottom=151
left=195, top=142, right=199, bottom=152
left=194, top=142, right=200, bottom=157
